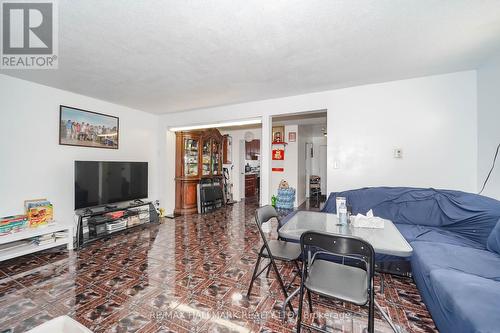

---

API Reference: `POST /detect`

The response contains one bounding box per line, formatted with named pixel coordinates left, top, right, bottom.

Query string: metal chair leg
left=270, top=257, right=295, bottom=313
left=380, top=273, right=385, bottom=295
left=375, top=300, right=401, bottom=333
left=266, top=261, right=272, bottom=277
left=307, top=289, right=313, bottom=313
left=296, top=281, right=305, bottom=333
left=368, top=289, right=375, bottom=333
left=287, top=262, right=301, bottom=290
left=247, top=246, right=264, bottom=297
left=281, top=287, right=300, bottom=323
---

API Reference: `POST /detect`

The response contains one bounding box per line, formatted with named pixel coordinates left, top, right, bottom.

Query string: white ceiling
left=3, top=0, right=500, bottom=114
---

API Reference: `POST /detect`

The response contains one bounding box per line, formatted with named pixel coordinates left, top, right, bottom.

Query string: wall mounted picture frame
left=59, top=105, right=119, bottom=149
left=288, top=131, right=296, bottom=142
left=272, top=125, right=285, bottom=143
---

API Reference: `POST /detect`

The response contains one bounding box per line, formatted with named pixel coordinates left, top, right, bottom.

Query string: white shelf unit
left=0, top=223, right=73, bottom=261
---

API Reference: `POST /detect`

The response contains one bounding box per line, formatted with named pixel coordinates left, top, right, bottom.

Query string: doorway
left=218, top=124, right=262, bottom=204
left=270, top=111, right=327, bottom=208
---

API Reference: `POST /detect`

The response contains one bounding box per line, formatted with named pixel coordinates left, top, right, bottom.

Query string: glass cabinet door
left=212, top=141, right=221, bottom=175
left=183, top=137, right=199, bottom=177
left=202, top=140, right=211, bottom=176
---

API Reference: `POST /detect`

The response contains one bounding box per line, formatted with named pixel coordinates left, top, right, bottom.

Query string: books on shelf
left=0, top=215, right=29, bottom=235
left=25, top=198, right=54, bottom=227
left=32, top=233, right=56, bottom=246
left=54, top=231, right=69, bottom=238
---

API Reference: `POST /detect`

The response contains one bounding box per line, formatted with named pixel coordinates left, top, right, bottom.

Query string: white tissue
left=351, top=211, right=385, bottom=229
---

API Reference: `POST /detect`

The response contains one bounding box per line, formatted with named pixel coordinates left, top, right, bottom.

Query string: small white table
left=279, top=211, right=413, bottom=257
left=0, top=223, right=73, bottom=262
left=278, top=211, right=412, bottom=333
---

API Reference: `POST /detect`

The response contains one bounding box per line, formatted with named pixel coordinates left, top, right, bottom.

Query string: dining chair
left=297, top=231, right=375, bottom=333
left=247, top=205, right=301, bottom=313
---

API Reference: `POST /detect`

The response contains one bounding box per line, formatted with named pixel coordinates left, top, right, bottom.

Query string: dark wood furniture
left=245, top=174, right=258, bottom=198
left=175, top=128, right=224, bottom=215
left=245, top=139, right=260, bottom=160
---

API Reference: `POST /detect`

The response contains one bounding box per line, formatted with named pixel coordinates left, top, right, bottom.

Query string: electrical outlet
left=394, top=148, right=403, bottom=159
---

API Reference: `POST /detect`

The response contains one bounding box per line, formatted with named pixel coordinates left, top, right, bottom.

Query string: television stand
left=82, top=207, right=94, bottom=215
left=75, top=201, right=159, bottom=249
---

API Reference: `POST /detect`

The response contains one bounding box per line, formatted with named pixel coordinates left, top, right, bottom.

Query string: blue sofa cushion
left=323, top=187, right=500, bottom=247
left=429, top=269, right=500, bottom=333
left=412, top=242, right=500, bottom=333
left=412, top=241, right=500, bottom=282
left=395, top=223, right=486, bottom=250
left=487, top=218, right=500, bottom=255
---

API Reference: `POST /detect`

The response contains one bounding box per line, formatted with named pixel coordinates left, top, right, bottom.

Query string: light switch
left=394, top=148, right=403, bottom=159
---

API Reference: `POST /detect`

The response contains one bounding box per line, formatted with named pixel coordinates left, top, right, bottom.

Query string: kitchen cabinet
left=245, top=139, right=260, bottom=160
left=245, top=174, right=257, bottom=197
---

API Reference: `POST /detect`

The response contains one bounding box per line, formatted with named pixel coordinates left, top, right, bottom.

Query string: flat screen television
left=75, top=161, right=148, bottom=209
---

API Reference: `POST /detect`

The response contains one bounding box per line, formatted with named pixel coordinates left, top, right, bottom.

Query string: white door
left=319, top=145, right=327, bottom=194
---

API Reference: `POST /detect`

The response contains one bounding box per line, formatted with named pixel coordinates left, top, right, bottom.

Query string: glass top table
left=278, top=211, right=413, bottom=257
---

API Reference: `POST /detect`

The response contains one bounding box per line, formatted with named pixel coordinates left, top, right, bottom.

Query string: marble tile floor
left=0, top=201, right=437, bottom=333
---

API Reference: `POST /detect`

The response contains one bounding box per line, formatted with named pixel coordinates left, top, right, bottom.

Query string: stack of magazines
left=25, top=199, right=54, bottom=227
left=32, top=233, right=55, bottom=246
left=0, top=215, right=29, bottom=235
left=54, top=231, right=68, bottom=239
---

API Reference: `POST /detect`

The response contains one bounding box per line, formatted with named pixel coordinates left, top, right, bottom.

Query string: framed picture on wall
left=272, top=126, right=285, bottom=143
left=288, top=131, right=296, bottom=142
left=59, top=105, right=119, bottom=149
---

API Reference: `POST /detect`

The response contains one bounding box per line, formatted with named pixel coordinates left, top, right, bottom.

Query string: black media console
left=75, top=201, right=159, bottom=249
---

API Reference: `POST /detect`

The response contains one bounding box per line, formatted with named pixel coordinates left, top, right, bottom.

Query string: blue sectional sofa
left=319, top=187, right=500, bottom=333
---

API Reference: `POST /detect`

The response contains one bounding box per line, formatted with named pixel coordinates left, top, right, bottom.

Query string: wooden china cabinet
left=174, top=128, right=224, bottom=215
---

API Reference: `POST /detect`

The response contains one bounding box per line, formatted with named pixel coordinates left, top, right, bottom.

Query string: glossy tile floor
left=0, top=200, right=437, bottom=333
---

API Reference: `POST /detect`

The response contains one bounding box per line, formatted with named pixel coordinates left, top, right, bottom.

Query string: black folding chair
left=297, top=231, right=375, bottom=333
left=247, top=205, right=301, bottom=313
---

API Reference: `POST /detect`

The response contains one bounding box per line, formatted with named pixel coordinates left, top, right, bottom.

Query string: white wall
left=0, top=75, right=160, bottom=230
left=477, top=52, right=500, bottom=200
left=159, top=71, right=478, bottom=213
left=328, top=71, right=477, bottom=192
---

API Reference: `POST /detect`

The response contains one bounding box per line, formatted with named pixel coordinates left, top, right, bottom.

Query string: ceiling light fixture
left=169, top=118, right=261, bottom=132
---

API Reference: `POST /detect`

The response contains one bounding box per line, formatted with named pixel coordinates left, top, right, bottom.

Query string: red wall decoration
left=272, top=149, right=285, bottom=160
